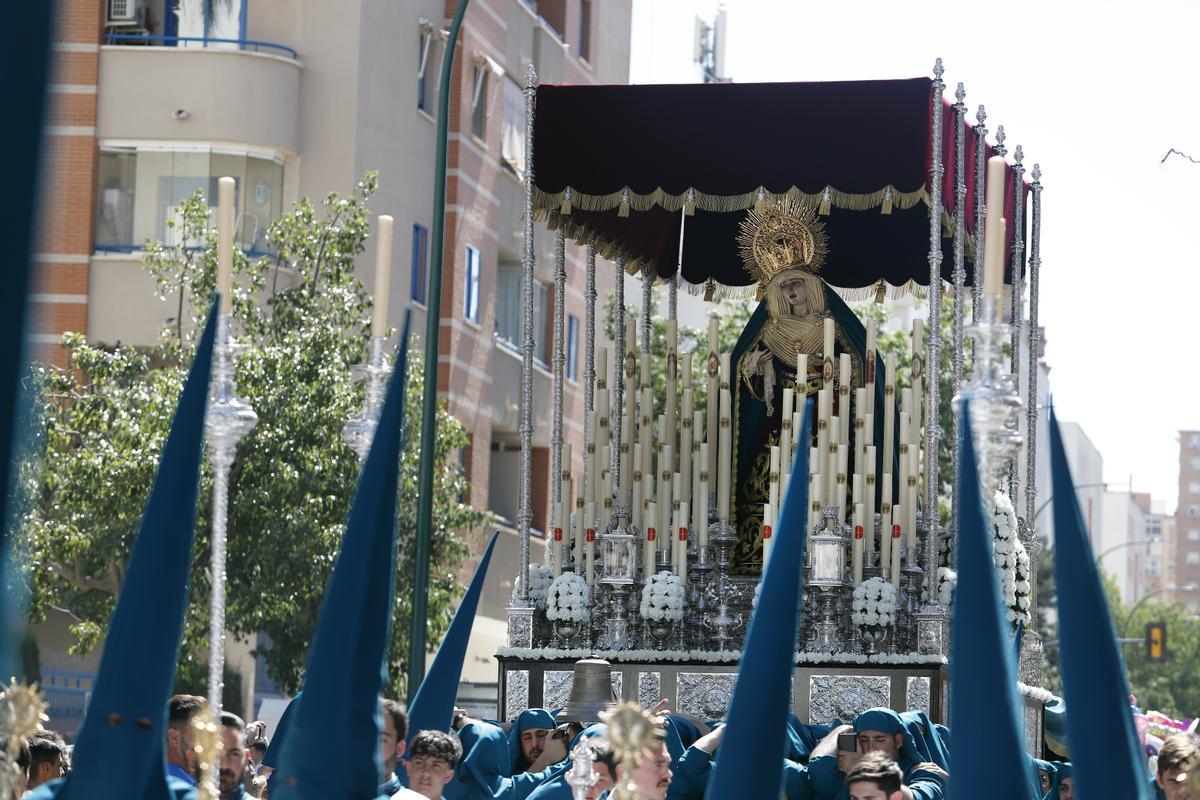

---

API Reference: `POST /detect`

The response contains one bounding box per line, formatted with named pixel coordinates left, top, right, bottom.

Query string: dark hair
left=586, top=738, right=616, bottom=776
left=381, top=698, right=408, bottom=743
left=168, top=694, right=208, bottom=729
left=845, top=751, right=903, bottom=794
left=28, top=731, right=66, bottom=775
left=221, top=712, right=246, bottom=731
left=15, top=737, right=31, bottom=771
left=409, top=730, right=462, bottom=769
left=1158, top=734, right=1200, bottom=776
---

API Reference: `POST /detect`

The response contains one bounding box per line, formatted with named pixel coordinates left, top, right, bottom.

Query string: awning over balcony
left=531, top=78, right=1027, bottom=294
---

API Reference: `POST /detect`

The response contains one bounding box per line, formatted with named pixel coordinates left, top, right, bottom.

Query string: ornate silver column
left=613, top=257, right=626, bottom=489
left=915, top=59, right=947, bottom=658
left=584, top=245, right=597, bottom=421
left=971, top=107, right=988, bottom=324
left=949, top=83, right=967, bottom=541
left=641, top=266, right=653, bottom=360
left=508, top=63, right=537, bottom=648
left=1006, top=146, right=1026, bottom=499
left=1019, top=163, right=1045, bottom=686
left=551, top=223, right=567, bottom=549
left=205, top=314, right=258, bottom=712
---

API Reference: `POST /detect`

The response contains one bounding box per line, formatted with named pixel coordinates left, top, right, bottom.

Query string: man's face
left=1039, top=769, right=1052, bottom=796
left=1159, top=769, right=1195, bottom=800
left=29, top=754, right=65, bottom=789
left=779, top=277, right=808, bottom=310
left=520, top=728, right=551, bottom=764
left=1059, top=776, right=1075, bottom=800
left=848, top=780, right=899, bottom=800
left=407, top=755, right=455, bottom=800
left=585, top=761, right=614, bottom=800
left=626, top=742, right=671, bottom=800
left=856, top=730, right=902, bottom=761
left=218, top=726, right=246, bottom=798
left=380, top=713, right=400, bottom=773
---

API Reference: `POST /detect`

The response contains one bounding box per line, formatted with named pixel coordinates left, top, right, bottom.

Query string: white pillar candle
left=632, top=443, right=643, bottom=530
left=671, top=470, right=682, bottom=562
left=898, top=413, right=910, bottom=553
left=574, top=495, right=585, bottom=570
left=827, top=417, right=839, bottom=514
left=677, top=501, right=690, bottom=582
left=642, top=468, right=654, bottom=552
left=809, top=473, right=821, bottom=539
left=667, top=320, right=679, bottom=454
left=624, top=317, right=637, bottom=425
left=681, top=387, right=694, bottom=509
left=371, top=214, right=393, bottom=337
left=595, top=346, right=608, bottom=390
left=792, top=411, right=803, bottom=459
left=645, top=500, right=658, bottom=577
left=217, top=176, right=236, bottom=315
left=600, top=447, right=613, bottom=531
left=556, top=444, right=572, bottom=576
left=865, top=445, right=877, bottom=561
left=983, top=155, right=1008, bottom=297
left=822, top=318, right=835, bottom=389
left=853, top=387, right=866, bottom=466
left=779, top=387, right=794, bottom=486
left=719, top=353, right=731, bottom=391
left=796, top=353, right=808, bottom=394
left=585, top=411, right=597, bottom=512
left=718, top=389, right=732, bottom=521
left=890, top=504, right=903, bottom=586
left=640, top=387, right=654, bottom=491
left=585, top=501, right=597, bottom=586
left=683, top=351, right=693, bottom=389
left=619, top=412, right=632, bottom=496
left=836, top=444, right=848, bottom=524
left=707, top=323, right=720, bottom=496
left=865, top=318, right=877, bottom=414
left=659, top=446, right=674, bottom=561
left=762, top=502, right=775, bottom=570
left=852, top=502, right=865, bottom=586
left=882, top=355, right=896, bottom=494
left=817, top=390, right=831, bottom=493
left=908, top=436, right=920, bottom=550
left=879, top=476, right=892, bottom=572
left=698, top=443, right=710, bottom=549
left=596, top=388, right=611, bottom=459
left=839, top=353, right=851, bottom=444
left=911, top=319, right=925, bottom=461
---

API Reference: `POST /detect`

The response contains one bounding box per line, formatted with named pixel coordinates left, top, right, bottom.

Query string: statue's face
left=778, top=276, right=808, bottom=311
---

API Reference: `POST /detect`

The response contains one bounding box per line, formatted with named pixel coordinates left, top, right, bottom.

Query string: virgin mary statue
left=728, top=203, right=888, bottom=573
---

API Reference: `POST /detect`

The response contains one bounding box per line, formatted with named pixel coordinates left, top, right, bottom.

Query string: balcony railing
left=103, top=33, right=298, bottom=61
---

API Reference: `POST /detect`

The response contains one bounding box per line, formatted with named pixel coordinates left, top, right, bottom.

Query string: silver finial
left=524, top=63, right=538, bottom=89
left=955, top=82, right=965, bottom=103
left=1014, top=145, right=1024, bottom=165
left=1032, top=163, right=1042, bottom=182
left=976, top=105, right=987, bottom=126
left=996, top=125, right=1006, bottom=147
left=933, top=58, right=944, bottom=79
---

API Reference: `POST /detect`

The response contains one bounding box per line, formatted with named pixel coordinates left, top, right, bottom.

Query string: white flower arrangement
left=1017, top=682, right=1054, bottom=705
left=1011, top=541, right=1032, bottom=626
left=640, top=571, right=685, bottom=623
left=526, top=563, right=553, bottom=610
left=991, top=490, right=1032, bottom=626
left=494, top=646, right=947, bottom=666
left=851, top=577, right=899, bottom=628
left=933, top=567, right=957, bottom=606
left=545, top=572, right=591, bottom=623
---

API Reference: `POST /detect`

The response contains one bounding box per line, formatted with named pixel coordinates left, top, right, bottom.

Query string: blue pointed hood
left=406, top=529, right=500, bottom=738
left=36, top=302, right=218, bottom=800
left=705, top=400, right=812, bottom=800
left=271, top=312, right=413, bottom=800
left=506, top=708, right=557, bottom=774
left=946, top=397, right=1038, bottom=800
left=1050, top=407, right=1152, bottom=800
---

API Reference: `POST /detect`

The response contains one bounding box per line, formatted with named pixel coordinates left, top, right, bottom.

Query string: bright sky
left=630, top=0, right=1200, bottom=510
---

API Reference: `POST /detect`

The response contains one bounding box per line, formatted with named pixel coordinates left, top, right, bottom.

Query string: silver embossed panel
left=542, top=670, right=623, bottom=710
left=905, top=677, right=931, bottom=715
left=809, top=675, right=891, bottom=726
left=677, top=673, right=736, bottom=721
left=507, top=670, right=530, bottom=721
left=638, top=672, right=662, bottom=710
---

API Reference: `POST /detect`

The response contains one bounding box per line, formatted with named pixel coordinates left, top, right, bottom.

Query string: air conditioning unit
left=107, top=0, right=136, bottom=23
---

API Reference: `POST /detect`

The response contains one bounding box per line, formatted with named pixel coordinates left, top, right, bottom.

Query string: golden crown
left=737, top=201, right=829, bottom=285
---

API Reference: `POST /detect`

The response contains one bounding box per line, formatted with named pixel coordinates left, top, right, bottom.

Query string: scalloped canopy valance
left=532, top=77, right=1027, bottom=292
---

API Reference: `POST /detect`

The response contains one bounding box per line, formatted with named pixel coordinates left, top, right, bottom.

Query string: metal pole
left=409, top=0, right=470, bottom=700
left=971, top=107, right=988, bottom=324
left=551, top=224, right=566, bottom=558
left=923, top=59, right=945, bottom=587
left=950, top=83, right=967, bottom=540
left=1007, top=145, right=1026, bottom=500
left=517, top=62, right=538, bottom=601
left=1024, top=164, right=1042, bottom=529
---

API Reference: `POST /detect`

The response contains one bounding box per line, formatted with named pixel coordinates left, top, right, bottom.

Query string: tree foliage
left=19, top=173, right=487, bottom=698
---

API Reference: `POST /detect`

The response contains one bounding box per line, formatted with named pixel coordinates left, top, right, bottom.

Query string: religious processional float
left=494, top=60, right=1050, bottom=753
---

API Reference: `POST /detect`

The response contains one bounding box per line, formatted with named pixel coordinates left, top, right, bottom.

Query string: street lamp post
left=1033, top=481, right=1117, bottom=524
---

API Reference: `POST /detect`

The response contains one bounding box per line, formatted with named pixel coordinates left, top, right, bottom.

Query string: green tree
left=20, top=173, right=487, bottom=698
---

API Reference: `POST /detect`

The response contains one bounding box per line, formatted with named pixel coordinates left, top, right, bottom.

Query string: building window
left=464, top=245, right=481, bottom=323
left=1190, top=482, right=1200, bottom=495
left=500, top=75, right=526, bottom=176
left=471, top=65, right=488, bottom=140
left=95, top=145, right=284, bottom=254
left=1191, top=458, right=1200, bottom=471
left=1188, top=552, right=1200, bottom=566
left=578, top=0, right=592, bottom=61
left=1189, top=529, right=1200, bottom=542
left=495, top=261, right=520, bottom=347
left=1190, top=505, right=1200, bottom=519
left=417, top=27, right=438, bottom=113
left=1191, top=433, right=1200, bottom=449
left=567, top=314, right=580, bottom=380
left=410, top=223, right=428, bottom=304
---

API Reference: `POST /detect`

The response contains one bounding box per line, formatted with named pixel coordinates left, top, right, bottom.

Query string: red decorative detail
left=855, top=525, right=864, bottom=540
left=586, top=528, right=596, bottom=542
left=678, top=527, right=688, bottom=541
left=762, top=525, right=772, bottom=541
left=554, top=527, right=563, bottom=541
left=647, top=527, right=656, bottom=542
left=892, top=524, right=901, bottom=539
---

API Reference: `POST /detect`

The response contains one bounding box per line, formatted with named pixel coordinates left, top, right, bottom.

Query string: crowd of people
left=13, top=688, right=1194, bottom=800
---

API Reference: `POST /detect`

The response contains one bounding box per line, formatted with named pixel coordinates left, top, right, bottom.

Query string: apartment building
left=34, top=0, right=632, bottom=723
left=1174, top=430, right=1200, bottom=611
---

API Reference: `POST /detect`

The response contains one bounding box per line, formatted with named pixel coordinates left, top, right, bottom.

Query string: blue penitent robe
left=445, top=722, right=559, bottom=800
left=806, top=709, right=947, bottom=800
left=506, top=709, right=557, bottom=775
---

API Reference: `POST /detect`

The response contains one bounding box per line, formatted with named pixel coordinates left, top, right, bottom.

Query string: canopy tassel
left=819, top=187, right=832, bottom=215
left=560, top=187, right=573, bottom=215
left=881, top=186, right=894, bottom=215
left=618, top=187, right=631, bottom=218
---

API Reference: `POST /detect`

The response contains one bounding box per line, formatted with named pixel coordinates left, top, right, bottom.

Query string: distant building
left=1173, top=430, right=1200, bottom=611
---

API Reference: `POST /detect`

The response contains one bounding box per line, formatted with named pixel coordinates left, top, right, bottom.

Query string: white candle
left=890, top=504, right=903, bottom=586
left=585, top=501, right=597, bottom=586
left=983, top=155, right=1008, bottom=297
left=718, top=389, right=732, bottom=520
left=371, top=214, right=394, bottom=337
left=796, top=353, right=808, bottom=396
left=596, top=347, right=608, bottom=390
left=836, top=444, right=848, bottom=524
left=640, top=387, right=654, bottom=492
left=768, top=445, right=781, bottom=513
left=908, top=436, right=920, bottom=550
left=762, top=502, right=775, bottom=569
left=822, top=318, right=835, bottom=388
left=719, top=353, right=731, bottom=390
left=879, top=476, right=892, bottom=572
left=865, top=445, right=877, bottom=561
left=677, top=501, right=690, bottom=582
left=658, top=449, right=673, bottom=560
left=899, top=413, right=910, bottom=554
left=911, top=319, right=924, bottom=457
left=596, top=389, right=611, bottom=458
left=839, top=353, right=851, bottom=444
left=640, top=353, right=651, bottom=392
left=574, top=495, right=585, bottom=571
left=865, top=319, right=877, bottom=415
left=556, top=444, right=572, bottom=576
left=779, top=387, right=794, bottom=484
left=852, top=502, right=865, bottom=586
left=619, top=413, right=632, bottom=496
left=698, top=443, right=710, bottom=549
left=217, top=176, right=236, bottom=314
left=883, top=355, right=896, bottom=489
left=632, top=443, right=643, bottom=530
left=827, top=416, right=839, bottom=512
left=600, top=447, right=613, bottom=531
left=681, top=387, right=694, bottom=509
left=683, top=351, right=693, bottom=389
left=667, top=319, right=678, bottom=455
left=585, top=411, right=597, bottom=511
left=707, top=331, right=720, bottom=493
left=645, top=501, right=658, bottom=577
left=624, top=317, right=637, bottom=423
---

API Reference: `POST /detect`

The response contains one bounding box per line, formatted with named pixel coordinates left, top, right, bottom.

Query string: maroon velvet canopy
left=532, top=77, right=1027, bottom=291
